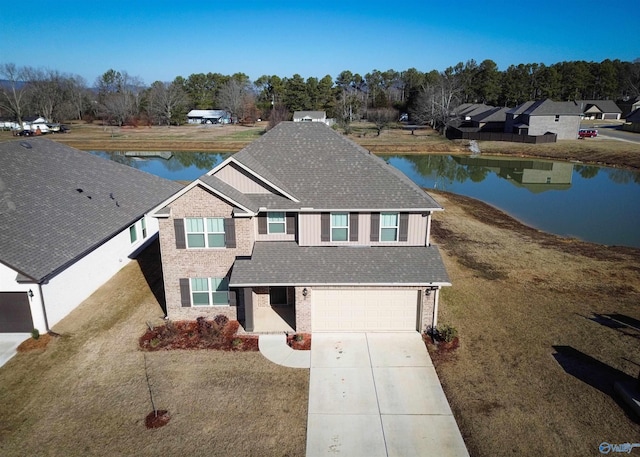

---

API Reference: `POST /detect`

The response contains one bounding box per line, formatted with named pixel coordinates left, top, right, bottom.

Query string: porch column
left=244, top=288, right=254, bottom=332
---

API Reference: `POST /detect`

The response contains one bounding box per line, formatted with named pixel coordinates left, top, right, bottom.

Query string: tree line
left=1, top=58, right=638, bottom=132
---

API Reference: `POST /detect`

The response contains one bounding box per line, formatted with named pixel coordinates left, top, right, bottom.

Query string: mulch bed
left=145, top=410, right=171, bottom=429
left=16, top=332, right=59, bottom=353
left=139, top=317, right=258, bottom=352
left=423, top=334, right=459, bottom=363
left=286, top=333, right=311, bottom=351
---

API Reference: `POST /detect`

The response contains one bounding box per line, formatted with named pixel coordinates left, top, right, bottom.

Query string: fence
left=447, top=128, right=557, bottom=144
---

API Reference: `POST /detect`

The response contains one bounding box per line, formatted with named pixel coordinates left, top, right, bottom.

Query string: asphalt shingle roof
left=0, top=138, right=183, bottom=282
left=230, top=242, right=450, bottom=286
left=508, top=99, right=583, bottom=116
left=227, top=122, right=442, bottom=211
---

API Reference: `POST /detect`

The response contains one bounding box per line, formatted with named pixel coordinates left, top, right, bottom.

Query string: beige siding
left=159, top=185, right=254, bottom=321
left=213, top=161, right=274, bottom=194
left=298, top=212, right=428, bottom=246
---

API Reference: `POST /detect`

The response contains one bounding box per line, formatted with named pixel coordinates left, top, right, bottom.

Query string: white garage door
left=312, top=289, right=419, bottom=332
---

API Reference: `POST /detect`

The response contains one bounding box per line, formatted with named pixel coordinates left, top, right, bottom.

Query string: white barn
left=0, top=139, right=182, bottom=333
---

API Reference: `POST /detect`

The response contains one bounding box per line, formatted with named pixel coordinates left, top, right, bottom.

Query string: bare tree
left=218, top=78, right=254, bottom=122
left=410, top=67, right=462, bottom=134
left=367, top=108, right=398, bottom=136
left=95, top=69, right=144, bottom=126
left=0, top=63, right=30, bottom=126
left=147, top=80, right=188, bottom=126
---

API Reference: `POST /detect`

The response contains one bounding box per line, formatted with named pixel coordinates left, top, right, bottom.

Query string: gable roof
left=577, top=100, right=622, bottom=114
left=187, top=110, right=227, bottom=118
left=508, top=99, right=582, bottom=116
left=472, top=106, right=509, bottom=122
left=626, top=108, right=640, bottom=123
left=217, top=122, right=442, bottom=211
left=293, top=111, right=326, bottom=120
left=0, top=139, right=183, bottom=282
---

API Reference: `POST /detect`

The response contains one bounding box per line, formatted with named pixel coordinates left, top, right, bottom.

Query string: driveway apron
left=306, top=332, right=469, bottom=457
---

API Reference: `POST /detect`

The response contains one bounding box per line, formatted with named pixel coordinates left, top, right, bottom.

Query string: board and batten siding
left=213, top=162, right=275, bottom=194
left=298, top=212, right=428, bottom=246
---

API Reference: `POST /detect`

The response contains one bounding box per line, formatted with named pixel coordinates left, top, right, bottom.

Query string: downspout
left=432, top=288, right=440, bottom=329
left=38, top=283, right=50, bottom=332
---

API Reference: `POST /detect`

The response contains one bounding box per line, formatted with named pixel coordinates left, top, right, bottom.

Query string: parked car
left=578, top=129, right=598, bottom=138
left=16, top=129, right=33, bottom=136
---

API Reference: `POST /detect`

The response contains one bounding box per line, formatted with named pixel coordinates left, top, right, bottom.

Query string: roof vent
left=20, top=141, right=32, bottom=149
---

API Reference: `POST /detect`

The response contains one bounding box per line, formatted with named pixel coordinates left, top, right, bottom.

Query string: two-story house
left=504, top=99, right=582, bottom=140
left=153, top=122, right=450, bottom=333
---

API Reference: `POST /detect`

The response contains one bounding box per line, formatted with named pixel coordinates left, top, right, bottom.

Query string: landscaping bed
left=287, top=333, right=312, bottom=351
left=139, top=316, right=258, bottom=351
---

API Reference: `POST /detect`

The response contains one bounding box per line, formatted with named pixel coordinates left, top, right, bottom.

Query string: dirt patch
left=145, top=410, right=171, bottom=429
left=16, top=332, right=58, bottom=353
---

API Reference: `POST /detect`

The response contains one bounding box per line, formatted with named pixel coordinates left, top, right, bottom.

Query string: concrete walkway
left=258, top=333, right=311, bottom=368
left=0, top=333, right=30, bottom=369
left=306, top=333, right=469, bottom=457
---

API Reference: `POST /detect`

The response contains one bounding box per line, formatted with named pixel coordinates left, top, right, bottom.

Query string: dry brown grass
left=0, top=242, right=308, bottom=457
left=429, top=190, right=640, bottom=456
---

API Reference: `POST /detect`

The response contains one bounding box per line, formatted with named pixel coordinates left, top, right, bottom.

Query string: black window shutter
left=370, top=213, right=380, bottom=242
left=228, top=289, right=237, bottom=307
left=399, top=213, right=409, bottom=242
left=224, top=218, right=236, bottom=248
left=179, top=278, right=191, bottom=307
left=174, top=219, right=186, bottom=249
left=349, top=213, right=359, bottom=242
left=258, top=213, right=267, bottom=234
left=286, top=213, right=295, bottom=235
left=321, top=213, right=330, bottom=242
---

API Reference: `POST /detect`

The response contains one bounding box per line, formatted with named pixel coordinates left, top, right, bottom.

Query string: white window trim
left=380, top=212, right=400, bottom=242
left=190, top=277, right=229, bottom=307
left=267, top=212, right=286, bottom=234
left=185, top=217, right=225, bottom=249
left=331, top=212, right=349, bottom=242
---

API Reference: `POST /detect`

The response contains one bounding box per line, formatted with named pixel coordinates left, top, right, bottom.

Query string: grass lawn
left=429, top=190, right=640, bottom=456
left=0, top=242, right=308, bottom=457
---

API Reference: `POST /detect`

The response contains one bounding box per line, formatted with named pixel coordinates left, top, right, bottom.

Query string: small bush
left=31, top=329, right=40, bottom=340
left=214, top=315, right=229, bottom=328
left=232, top=338, right=242, bottom=348
left=437, top=324, right=458, bottom=343
left=294, top=334, right=304, bottom=342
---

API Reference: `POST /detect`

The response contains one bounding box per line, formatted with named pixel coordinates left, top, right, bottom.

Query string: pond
left=89, top=151, right=640, bottom=248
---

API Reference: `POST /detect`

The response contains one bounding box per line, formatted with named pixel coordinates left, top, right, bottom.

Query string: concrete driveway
left=0, top=333, right=30, bottom=368
left=306, top=332, right=469, bottom=457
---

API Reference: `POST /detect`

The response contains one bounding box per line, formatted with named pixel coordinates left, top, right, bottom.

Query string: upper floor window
left=331, top=213, right=349, bottom=241
left=190, top=277, right=229, bottom=306
left=554, top=115, right=560, bottom=122
left=267, top=212, right=286, bottom=234
left=186, top=217, right=225, bottom=248
left=141, top=218, right=147, bottom=238
left=380, top=212, right=399, bottom=241
left=129, top=224, right=138, bottom=244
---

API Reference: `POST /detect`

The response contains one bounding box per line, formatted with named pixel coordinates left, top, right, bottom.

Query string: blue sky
left=1, top=1, right=636, bottom=86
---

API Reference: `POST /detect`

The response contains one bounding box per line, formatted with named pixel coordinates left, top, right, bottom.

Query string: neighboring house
left=577, top=100, right=622, bottom=120
left=187, top=110, right=230, bottom=124
left=469, top=107, right=509, bottom=132
left=622, top=108, right=640, bottom=133
left=153, top=122, right=450, bottom=333
left=0, top=139, right=183, bottom=333
left=504, top=99, right=582, bottom=140
left=617, top=96, right=640, bottom=119
left=293, top=111, right=327, bottom=123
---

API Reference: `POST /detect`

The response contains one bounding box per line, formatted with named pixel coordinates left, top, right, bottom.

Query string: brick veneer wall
left=158, top=185, right=254, bottom=321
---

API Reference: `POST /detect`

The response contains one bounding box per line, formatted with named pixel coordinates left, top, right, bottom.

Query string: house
left=293, top=111, right=327, bottom=123
left=187, top=110, right=230, bottom=124
left=0, top=139, right=183, bottom=333
left=617, top=96, right=640, bottom=119
left=622, top=108, right=640, bottom=133
left=469, top=107, right=509, bottom=132
left=152, top=122, right=450, bottom=333
left=577, top=100, right=622, bottom=120
left=504, top=99, right=582, bottom=140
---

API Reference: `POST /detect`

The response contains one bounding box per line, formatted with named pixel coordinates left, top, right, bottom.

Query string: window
left=331, top=213, right=349, bottom=241
left=129, top=224, right=138, bottom=243
left=190, top=277, right=229, bottom=306
left=141, top=218, right=147, bottom=238
left=185, top=217, right=225, bottom=248
left=380, top=212, right=399, bottom=242
left=267, top=212, right=286, bottom=234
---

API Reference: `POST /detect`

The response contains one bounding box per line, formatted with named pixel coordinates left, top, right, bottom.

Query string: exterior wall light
left=28, top=289, right=34, bottom=298
left=302, top=288, right=308, bottom=298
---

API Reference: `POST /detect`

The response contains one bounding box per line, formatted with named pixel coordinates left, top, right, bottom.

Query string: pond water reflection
left=89, top=151, right=640, bottom=248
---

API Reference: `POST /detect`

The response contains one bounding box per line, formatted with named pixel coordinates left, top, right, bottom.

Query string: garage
left=0, top=292, right=33, bottom=333
left=312, top=289, right=419, bottom=332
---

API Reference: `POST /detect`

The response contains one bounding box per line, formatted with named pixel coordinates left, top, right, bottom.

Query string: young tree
left=367, top=108, right=397, bottom=136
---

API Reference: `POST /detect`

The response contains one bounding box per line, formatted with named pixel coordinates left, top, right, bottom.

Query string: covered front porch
left=238, top=286, right=299, bottom=333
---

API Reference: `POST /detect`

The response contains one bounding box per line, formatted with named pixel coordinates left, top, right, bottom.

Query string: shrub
left=437, top=324, right=458, bottom=343
left=31, top=329, right=40, bottom=340
left=294, top=334, right=304, bottom=342
left=213, top=315, right=229, bottom=328
left=232, top=338, right=242, bottom=348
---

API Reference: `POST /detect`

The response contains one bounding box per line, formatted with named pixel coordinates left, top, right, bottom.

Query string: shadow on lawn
left=552, top=345, right=639, bottom=424
left=584, top=312, right=640, bottom=340
left=133, top=237, right=167, bottom=316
